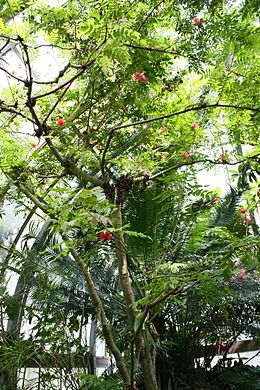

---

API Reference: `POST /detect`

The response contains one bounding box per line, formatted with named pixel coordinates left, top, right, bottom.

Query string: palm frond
left=213, top=187, right=240, bottom=227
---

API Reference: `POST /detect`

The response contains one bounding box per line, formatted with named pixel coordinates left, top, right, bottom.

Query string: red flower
left=135, top=71, right=142, bottom=80
left=182, top=152, right=190, bottom=158
left=240, top=208, right=246, bottom=214
left=162, top=126, right=169, bottom=133
left=236, top=215, right=253, bottom=224
left=135, top=72, right=148, bottom=84
left=106, top=231, right=113, bottom=240
left=220, top=153, right=228, bottom=162
left=57, top=118, right=65, bottom=127
left=219, top=342, right=227, bottom=352
left=100, top=231, right=113, bottom=241
left=100, top=231, right=107, bottom=241
left=238, top=268, right=246, bottom=282
left=191, top=121, right=199, bottom=129
left=156, top=6, right=161, bottom=14
left=193, top=17, right=201, bottom=25
left=140, top=75, right=148, bottom=84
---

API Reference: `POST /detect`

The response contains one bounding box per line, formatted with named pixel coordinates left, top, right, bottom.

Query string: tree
left=0, top=0, right=259, bottom=389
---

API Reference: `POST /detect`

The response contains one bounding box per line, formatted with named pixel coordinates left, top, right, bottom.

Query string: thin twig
left=43, top=81, right=72, bottom=124
left=148, top=153, right=260, bottom=180
left=0, top=105, right=36, bottom=124
left=32, top=60, right=94, bottom=99
left=110, top=103, right=260, bottom=133
left=245, top=349, right=260, bottom=365
left=0, top=65, right=25, bottom=83
left=138, top=2, right=162, bottom=32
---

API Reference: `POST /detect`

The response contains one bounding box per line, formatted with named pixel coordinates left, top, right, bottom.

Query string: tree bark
left=113, top=206, right=137, bottom=330
left=141, top=350, right=158, bottom=390
left=113, top=206, right=158, bottom=390
left=62, top=234, right=131, bottom=388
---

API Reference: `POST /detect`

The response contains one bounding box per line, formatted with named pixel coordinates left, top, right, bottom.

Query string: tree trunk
left=113, top=206, right=158, bottom=390
left=63, top=234, right=131, bottom=388
left=113, top=206, right=137, bottom=330
left=0, top=369, right=17, bottom=390
left=141, top=355, right=158, bottom=390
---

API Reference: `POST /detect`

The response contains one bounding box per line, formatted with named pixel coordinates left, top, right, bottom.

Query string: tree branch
left=0, top=65, right=25, bottom=83
left=44, top=137, right=103, bottom=187
left=16, top=36, right=42, bottom=126
left=137, top=2, right=162, bottom=32
left=0, top=104, right=36, bottom=124
left=32, top=60, right=95, bottom=100
left=148, top=153, right=260, bottom=181
left=124, top=43, right=197, bottom=61
left=14, top=181, right=48, bottom=212
left=132, top=285, right=184, bottom=344
left=111, top=103, right=260, bottom=132
left=43, top=82, right=72, bottom=124
left=29, top=62, right=71, bottom=85
left=0, top=205, right=37, bottom=281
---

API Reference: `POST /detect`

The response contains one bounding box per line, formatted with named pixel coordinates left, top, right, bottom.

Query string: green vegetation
left=0, top=0, right=259, bottom=389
